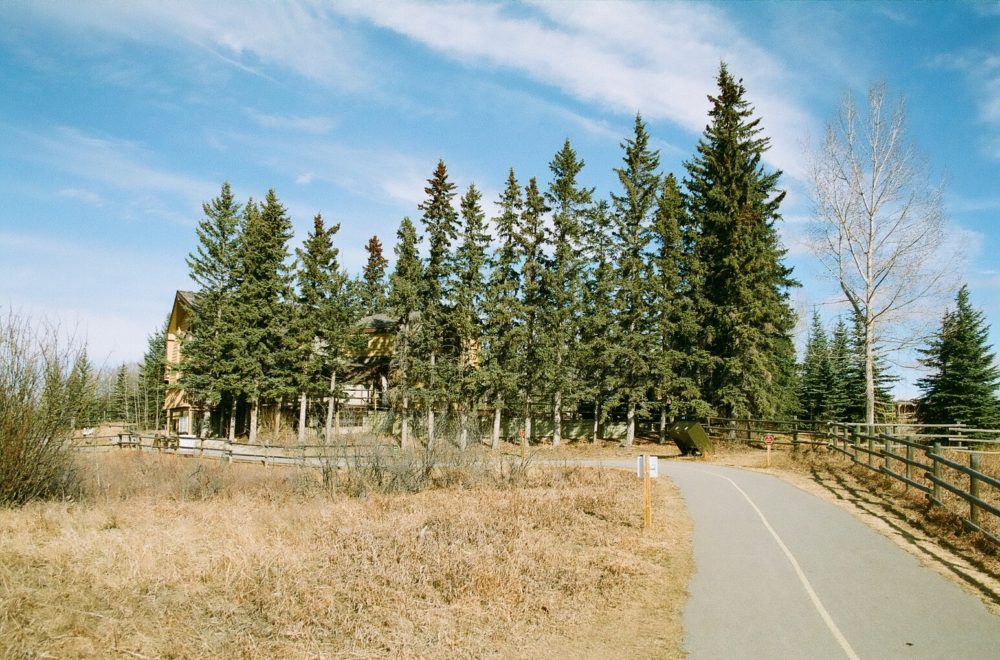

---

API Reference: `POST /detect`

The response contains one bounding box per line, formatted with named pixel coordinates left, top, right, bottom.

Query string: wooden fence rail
left=700, top=417, right=1000, bottom=550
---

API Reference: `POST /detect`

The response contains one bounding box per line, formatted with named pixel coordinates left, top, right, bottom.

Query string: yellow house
left=163, top=290, right=398, bottom=437
left=163, top=290, right=201, bottom=435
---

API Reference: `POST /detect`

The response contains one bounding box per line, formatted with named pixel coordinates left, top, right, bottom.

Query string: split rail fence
left=702, top=416, right=1000, bottom=548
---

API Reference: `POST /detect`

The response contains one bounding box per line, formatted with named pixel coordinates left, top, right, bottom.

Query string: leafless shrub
left=0, top=311, right=83, bottom=505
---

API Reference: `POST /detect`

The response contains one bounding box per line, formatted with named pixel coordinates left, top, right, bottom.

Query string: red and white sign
left=764, top=434, right=775, bottom=445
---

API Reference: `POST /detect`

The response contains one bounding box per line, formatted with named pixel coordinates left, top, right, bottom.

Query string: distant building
left=163, top=290, right=394, bottom=438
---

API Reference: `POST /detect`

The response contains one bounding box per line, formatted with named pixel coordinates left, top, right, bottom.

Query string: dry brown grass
left=0, top=452, right=691, bottom=659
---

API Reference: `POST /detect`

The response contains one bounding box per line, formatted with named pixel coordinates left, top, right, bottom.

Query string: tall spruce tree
left=292, top=214, right=352, bottom=444
left=415, top=161, right=459, bottom=449
left=517, top=177, right=549, bottom=444
left=360, top=235, right=389, bottom=315
left=388, top=217, right=423, bottom=449
left=844, top=314, right=896, bottom=423
left=798, top=310, right=832, bottom=421
left=481, top=170, right=524, bottom=449
left=452, top=185, right=489, bottom=449
left=232, top=190, right=295, bottom=443
left=578, top=200, right=618, bottom=442
left=611, top=114, right=660, bottom=446
left=138, top=317, right=167, bottom=430
left=684, top=63, right=798, bottom=419
left=826, top=317, right=853, bottom=422
left=650, top=173, right=702, bottom=438
left=181, top=182, right=242, bottom=437
left=917, top=285, right=1000, bottom=429
left=541, top=140, right=593, bottom=445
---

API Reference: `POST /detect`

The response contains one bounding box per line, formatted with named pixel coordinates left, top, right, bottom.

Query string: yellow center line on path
left=697, top=468, right=861, bottom=660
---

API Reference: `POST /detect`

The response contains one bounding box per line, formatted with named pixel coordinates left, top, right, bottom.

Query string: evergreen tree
left=844, top=314, right=896, bottom=423
left=650, top=173, right=703, bottom=437
left=516, top=177, right=549, bottom=444
left=414, top=160, right=459, bottom=449
left=798, top=310, right=832, bottom=420
left=360, top=235, right=389, bottom=315
left=577, top=200, right=617, bottom=442
left=180, top=182, right=242, bottom=437
left=112, top=364, right=130, bottom=423
left=64, top=349, right=98, bottom=428
left=292, top=214, right=352, bottom=443
left=388, top=217, right=423, bottom=449
left=541, top=139, right=593, bottom=445
left=917, top=285, right=1000, bottom=429
left=480, top=169, right=524, bottom=449
left=138, top=318, right=168, bottom=430
left=232, top=190, right=295, bottom=443
left=452, top=184, right=489, bottom=448
left=684, top=63, right=798, bottom=419
left=826, top=317, right=853, bottom=422
left=611, top=114, right=660, bottom=445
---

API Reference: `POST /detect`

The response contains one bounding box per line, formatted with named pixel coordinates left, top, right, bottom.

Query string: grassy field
left=0, top=451, right=692, bottom=659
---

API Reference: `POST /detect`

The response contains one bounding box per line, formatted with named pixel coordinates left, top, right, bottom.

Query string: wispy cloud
left=246, top=110, right=336, bottom=134
left=334, top=0, right=817, bottom=179
left=57, top=187, right=103, bottom=206
left=933, top=50, right=1000, bottom=159
left=4, top=0, right=365, bottom=89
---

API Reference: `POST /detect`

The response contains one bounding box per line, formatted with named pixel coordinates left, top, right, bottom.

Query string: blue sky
left=1, top=1, right=998, bottom=396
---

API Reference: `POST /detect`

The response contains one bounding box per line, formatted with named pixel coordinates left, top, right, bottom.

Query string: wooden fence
left=702, top=416, right=1000, bottom=549
left=73, top=432, right=399, bottom=470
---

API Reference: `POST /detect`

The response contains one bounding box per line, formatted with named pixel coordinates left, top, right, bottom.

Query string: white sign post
left=637, top=455, right=658, bottom=529
left=764, top=434, right=774, bottom=467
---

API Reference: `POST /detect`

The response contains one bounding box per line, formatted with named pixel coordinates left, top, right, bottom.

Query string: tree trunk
left=227, top=399, right=236, bottom=443
left=491, top=403, right=502, bottom=450
left=401, top=393, right=410, bottom=449
left=592, top=400, right=600, bottom=444
left=524, top=394, right=532, bottom=446
left=249, top=398, right=259, bottom=444
left=298, top=392, right=307, bottom=444
left=625, top=400, right=636, bottom=447
left=865, top=317, right=875, bottom=432
left=458, top=408, right=468, bottom=450
left=325, top=371, right=336, bottom=444
left=552, top=390, right=562, bottom=446
left=659, top=404, right=667, bottom=444
left=427, top=351, right=436, bottom=450
left=201, top=409, right=210, bottom=438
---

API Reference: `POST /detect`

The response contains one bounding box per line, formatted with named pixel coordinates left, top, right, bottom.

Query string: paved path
left=662, top=461, right=1000, bottom=659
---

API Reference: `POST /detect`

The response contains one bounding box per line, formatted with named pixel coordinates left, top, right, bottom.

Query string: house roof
left=176, top=290, right=201, bottom=311
left=356, top=313, right=397, bottom=333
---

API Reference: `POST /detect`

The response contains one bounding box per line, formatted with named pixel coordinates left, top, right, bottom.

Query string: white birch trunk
left=298, top=392, right=307, bottom=444
left=491, top=404, right=502, bottom=450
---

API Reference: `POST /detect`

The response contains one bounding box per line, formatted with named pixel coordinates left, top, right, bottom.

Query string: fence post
left=792, top=418, right=800, bottom=453
left=851, top=427, right=859, bottom=462
left=970, top=453, right=981, bottom=527
left=883, top=436, right=891, bottom=473
left=868, top=433, right=875, bottom=468
left=905, top=438, right=913, bottom=492
left=931, top=441, right=942, bottom=505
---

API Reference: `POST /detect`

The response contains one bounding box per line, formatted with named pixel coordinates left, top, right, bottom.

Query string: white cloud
left=4, top=0, right=365, bottom=89
left=57, top=187, right=103, bottom=206
left=933, top=50, right=1000, bottom=160
left=246, top=110, right=336, bottom=134
left=16, top=126, right=216, bottom=211
left=295, top=173, right=315, bottom=185
left=334, top=0, right=817, bottom=180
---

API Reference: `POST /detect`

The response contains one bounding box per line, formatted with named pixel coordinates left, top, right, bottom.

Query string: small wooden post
left=970, top=453, right=981, bottom=527
left=905, top=439, right=913, bottom=492
left=766, top=443, right=771, bottom=468
left=642, top=454, right=652, bottom=529
left=792, top=418, right=799, bottom=453
left=868, top=434, right=874, bottom=468
left=851, top=428, right=859, bottom=462
left=931, top=441, right=942, bottom=505
left=883, top=436, right=891, bottom=472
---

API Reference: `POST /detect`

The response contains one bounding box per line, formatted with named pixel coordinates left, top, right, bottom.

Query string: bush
left=0, top=311, right=82, bottom=505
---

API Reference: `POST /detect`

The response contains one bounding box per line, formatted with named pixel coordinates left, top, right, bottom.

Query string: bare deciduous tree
left=811, top=82, right=950, bottom=428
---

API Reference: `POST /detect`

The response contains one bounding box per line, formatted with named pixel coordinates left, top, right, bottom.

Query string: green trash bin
left=666, top=421, right=712, bottom=456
